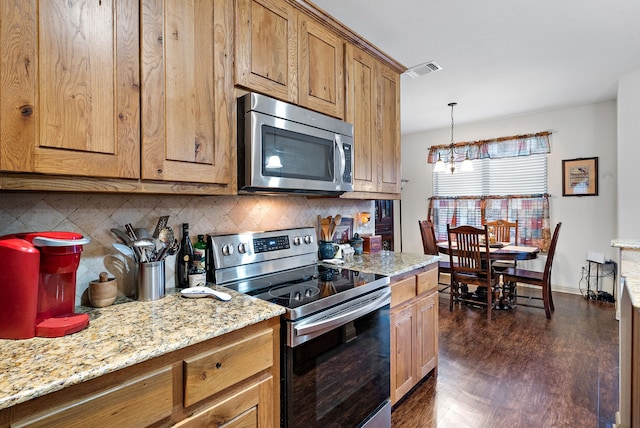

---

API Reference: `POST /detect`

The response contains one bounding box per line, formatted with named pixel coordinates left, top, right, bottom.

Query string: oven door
left=282, top=289, right=390, bottom=428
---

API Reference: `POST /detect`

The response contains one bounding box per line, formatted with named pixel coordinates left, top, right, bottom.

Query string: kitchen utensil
left=155, top=226, right=175, bottom=261
left=112, top=242, right=136, bottom=260
left=320, top=217, right=331, bottom=241
left=110, top=228, right=132, bottom=246
left=180, top=286, right=232, bottom=301
left=135, top=227, right=150, bottom=239
left=155, top=237, right=179, bottom=261
left=152, top=215, right=170, bottom=239
left=157, top=226, right=174, bottom=246
left=133, top=238, right=156, bottom=263
left=328, top=214, right=342, bottom=238
left=124, top=223, right=137, bottom=241
left=88, top=272, right=118, bottom=307
left=333, top=214, right=342, bottom=230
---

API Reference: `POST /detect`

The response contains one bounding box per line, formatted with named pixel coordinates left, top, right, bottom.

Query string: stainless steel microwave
left=237, top=92, right=354, bottom=195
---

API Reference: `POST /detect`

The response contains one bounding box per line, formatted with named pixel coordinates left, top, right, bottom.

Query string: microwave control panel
left=343, top=143, right=352, bottom=183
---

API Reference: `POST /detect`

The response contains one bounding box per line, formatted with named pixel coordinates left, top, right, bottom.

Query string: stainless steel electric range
left=207, top=227, right=391, bottom=428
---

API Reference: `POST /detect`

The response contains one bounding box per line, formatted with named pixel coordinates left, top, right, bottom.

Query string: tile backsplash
left=0, top=192, right=374, bottom=305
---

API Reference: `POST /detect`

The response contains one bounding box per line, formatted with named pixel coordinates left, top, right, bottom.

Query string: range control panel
left=254, top=235, right=290, bottom=253
left=207, top=227, right=317, bottom=271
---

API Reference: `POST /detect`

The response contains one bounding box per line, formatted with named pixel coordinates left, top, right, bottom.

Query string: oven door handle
left=294, top=291, right=390, bottom=337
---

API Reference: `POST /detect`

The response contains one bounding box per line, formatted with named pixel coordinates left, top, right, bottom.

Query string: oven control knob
left=304, top=235, right=313, bottom=244
left=222, top=243, right=234, bottom=256
left=237, top=242, right=248, bottom=254
left=293, top=236, right=302, bottom=246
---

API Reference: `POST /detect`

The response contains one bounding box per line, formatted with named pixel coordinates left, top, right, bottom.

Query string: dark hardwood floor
left=391, top=291, right=619, bottom=428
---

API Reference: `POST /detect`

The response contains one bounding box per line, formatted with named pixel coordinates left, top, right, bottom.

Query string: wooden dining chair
left=485, top=219, right=519, bottom=271
left=502, top=222, right=562, bottom=319
left=419, top=220, right=451, bottom=292
left=486, top=219, right=518, bottom=244
left=447, top=224, right=500, bottom=321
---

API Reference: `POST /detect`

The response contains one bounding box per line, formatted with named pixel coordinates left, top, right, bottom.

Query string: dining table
left=436, top=241, right=540, bottom=261
left=436, top=241, right=540, bottom=309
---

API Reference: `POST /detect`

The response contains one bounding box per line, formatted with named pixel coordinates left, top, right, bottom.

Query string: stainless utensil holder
left=136, top=260, right=165, bottom=301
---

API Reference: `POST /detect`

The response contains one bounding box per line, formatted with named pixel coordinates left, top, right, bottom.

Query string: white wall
left=617, top=69, right=640, bottom=238
left=400, top=100, right=618, bottom=295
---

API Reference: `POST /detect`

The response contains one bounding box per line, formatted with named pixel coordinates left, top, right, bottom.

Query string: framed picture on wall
left=332, top=217, right=353, bottom=243
left=562, top=157, right=598, bottom=196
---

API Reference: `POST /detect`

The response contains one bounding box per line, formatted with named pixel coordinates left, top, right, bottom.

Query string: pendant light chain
left=449, top=102, right=456, bottom=146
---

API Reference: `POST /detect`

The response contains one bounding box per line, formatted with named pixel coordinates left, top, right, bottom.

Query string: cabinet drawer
left=13, top=367, right=173, bottom=428
left=416, top=268, right=438, bottom=295
left=184, top=329, right=273, bottom=407
left=391, top=276, right=416, bottom=307
left=176, top=375, right=273, bottom=428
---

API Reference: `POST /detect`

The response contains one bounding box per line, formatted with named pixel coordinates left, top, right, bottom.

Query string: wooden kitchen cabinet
left=298, top=15, right=344, bottom=118
left=344, top=43, right=401, bottom=198
left=176, top=376, right=274, bottom=428
left=0, top=0, right=140, bottom=179
left=390, top=265, right=438, bottom=405
left=416, top=290, right=438, bottom=379
left=1, top=318, right=280, bottom=428
left=235, top=0, right=344, bottom=119
left=141, top=0, right=234, bottom=186
left=8, top=367, right=174, bottom=428
left=0, top=0, right=235, bottom=194
left=235, top=0, right=299, bottom=104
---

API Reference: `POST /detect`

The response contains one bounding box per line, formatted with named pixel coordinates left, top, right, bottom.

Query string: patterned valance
left=427, top=194, right=552, bottom=252
left=427, top=131, right=551, bottom=164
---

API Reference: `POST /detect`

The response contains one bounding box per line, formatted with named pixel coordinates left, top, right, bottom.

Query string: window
left=429, top=154, right=551, bottom=250
left=433, top=154, right=547, bottom=197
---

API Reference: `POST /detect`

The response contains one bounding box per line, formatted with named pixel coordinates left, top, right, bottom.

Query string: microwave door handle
left=335, top=135, right=346, bottom=181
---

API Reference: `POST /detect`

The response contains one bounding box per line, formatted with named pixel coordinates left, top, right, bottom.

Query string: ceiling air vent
left=405, top=61, right=442, bottom=78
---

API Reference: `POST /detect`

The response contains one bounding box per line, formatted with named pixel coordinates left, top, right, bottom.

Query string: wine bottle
left=189, top=235, right=207, bottom=287
left=176, top=223, right=194, bottom=288
left=193, top=235, right=207, bottom=272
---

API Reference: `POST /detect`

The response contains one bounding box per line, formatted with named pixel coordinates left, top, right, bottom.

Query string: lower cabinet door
left=390, top=303, right=416, bottom=405
left=416, top=291, right=438, bottom=379
left=176, top=376, right=273, bottom=428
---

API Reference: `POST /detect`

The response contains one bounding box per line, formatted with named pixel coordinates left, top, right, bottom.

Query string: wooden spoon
left=320, top=217, right=331, bottom=241
left=332, top=214, right=342, bottom=236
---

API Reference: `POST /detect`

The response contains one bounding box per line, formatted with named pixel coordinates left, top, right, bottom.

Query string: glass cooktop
left=221, top=265, right=388, bottom=320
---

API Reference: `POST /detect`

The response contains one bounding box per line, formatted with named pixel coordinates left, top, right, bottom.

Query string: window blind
left=433, top=153, right=547, bottom=196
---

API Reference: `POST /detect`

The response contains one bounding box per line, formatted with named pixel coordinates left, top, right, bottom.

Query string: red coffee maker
left=0, top=232, right=91, bottom=339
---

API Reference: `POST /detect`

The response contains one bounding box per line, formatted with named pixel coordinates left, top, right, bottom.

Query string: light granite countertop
left=0, top=287, right=284, bottom=410
left=330, top=252, right=440, bottom=277
left=0, top=251, right=437, bottom=411
left=611, top=239, right=640, bottom=308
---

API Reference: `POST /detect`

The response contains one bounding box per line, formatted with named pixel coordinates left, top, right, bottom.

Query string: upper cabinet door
left=345, top=43, right=401, bottom=196
left=235, top=0, right=298, bottom=103
left=345, top=44, right=377, bottom=193
left=141, top=0, right=233, bottom=185
left=376, top=62, right=401, bottom=194
left=0, top=0, right=140, bottom=178
left=298, top=16, right=344, bottom=119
